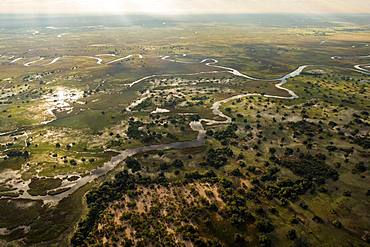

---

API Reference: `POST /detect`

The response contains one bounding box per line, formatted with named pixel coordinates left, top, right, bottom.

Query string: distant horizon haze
left=1, top=0, right=370, bottom=14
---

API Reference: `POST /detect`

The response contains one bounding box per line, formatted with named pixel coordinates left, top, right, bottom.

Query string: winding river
left=24, top=57, right=44, bottom=67
left=5, top=57, right=310, bottom=205
left=1, top=54, right=368, bottom=205
left=46, top=57, right=61, bottom=65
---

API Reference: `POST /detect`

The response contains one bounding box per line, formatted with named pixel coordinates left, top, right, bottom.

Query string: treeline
left=71, top=171, right=140, bottom=246
left=72, top=167, right=280, bottom=246
left=274, top=154, right=339, bottom=183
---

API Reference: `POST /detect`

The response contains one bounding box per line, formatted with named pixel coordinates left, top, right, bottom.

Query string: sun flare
left=0, top=0, right=369, bottom=14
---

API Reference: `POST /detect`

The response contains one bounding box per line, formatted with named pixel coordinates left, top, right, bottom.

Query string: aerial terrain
left=0, top=14, right=369, bottom=246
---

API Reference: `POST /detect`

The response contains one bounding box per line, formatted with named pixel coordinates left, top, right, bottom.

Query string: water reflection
left=41, top=87, right=83, bottom=123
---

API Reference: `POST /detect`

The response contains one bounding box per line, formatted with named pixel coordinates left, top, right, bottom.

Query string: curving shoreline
left=354, top=64, right=370, bottom=74
left=9, top=54, right=143, bottom=67
left=86, top=56, right=103, bottom=65
left=106, top=54, right=143, bottom=65
left=3, top=57, right=308, bottom=205
left=1, top=54, right=368, bottom=205
left=24, top=57, right=44, bottom=67
left=46, top=57, right=61, bottom=65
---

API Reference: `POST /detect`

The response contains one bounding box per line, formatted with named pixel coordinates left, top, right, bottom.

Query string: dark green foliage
left=172, top=159, right=184, bottom=168
left=218, top=179, right=255, bottom=228
left=256, top=220, right=275, bottom=233
left=234, top=233, right=247, bottom=246
left=155, top=172, right=168, bottom=186
left=261, top=166, right=280, bottom=182
left=294, top=237, right=310, bottom=247
left=352, top=136, right=370, bottom=149
left=5, top=150, right=30, bottom=159
left=290, top=217, right=299, bottom=224
left=159, top=162, right=170, bottom=171
left=28, top=177, right=62, bottom=196
left=184, top=170, right=217, bottom=182
left=352, top=162, right=367, bottom=173
left=259, top=234, right=272, bottom=247
left=203, top=147, right=233, bottom=168
left=326, top=145, right=337, bottom=152
left=71, top=171, right=138, bottom=246
left=127, top=119, right=145, bottom=139
left=125, top=157, right=142, bottom=172
left=276, top=154, right=338, bottom=183
left=133, top=98, right=152, bottom=111
left=331, top=220, right=342, bottom=229
left=289, top=120, right=322, bottom=137
left=265, top=179, right=312, bottom=201
left=222, top=205, right=255, bottom=228
left=191, top=95, right=209, bottom=101
left=343, top=190, right=352, bottom=197
left=230, top=168, right=244, bottom=177
left=126, top=119, right=162, bottom=144
left=287, top=229, right=297, bottom=240
left=312, top=215, right=324, bottom=224
left=190, top=114, right=201, bottom=121
left=69, top=159, right=77, bottom=166
left=299, top=201, right=309, bottom=210
left=214, top=124, right=238, bottom=142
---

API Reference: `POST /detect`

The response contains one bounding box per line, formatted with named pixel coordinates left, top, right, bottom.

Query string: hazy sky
left=1, top=0, right=370, bottom=14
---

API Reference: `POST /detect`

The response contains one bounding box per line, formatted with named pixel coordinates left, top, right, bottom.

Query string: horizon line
left=1, top=12, right=370, bottom=16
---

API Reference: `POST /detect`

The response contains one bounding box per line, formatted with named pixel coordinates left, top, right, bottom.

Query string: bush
left=70, top=159, right=77, bottom=166
left=259, top=235, right=272, bottom=247
left=205, top=147, right=233, bottom=168
left=331, top=220, right=342, bottom=228
left=276, top=154, right=339, bottom=183
left=287, top=229, right=297, bottom=240
left=172, top=159, right=184, bottom=168
left=126, top=157, right=142, bottom=172
left=256, top=220, right=274, bottom=233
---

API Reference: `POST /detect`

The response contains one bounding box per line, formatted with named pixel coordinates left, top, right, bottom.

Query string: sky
left=1, top=0, right=370, bottom=14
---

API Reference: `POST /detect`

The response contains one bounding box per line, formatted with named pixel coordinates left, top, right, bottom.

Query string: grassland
left=0, top=14, right=369, bottom=246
